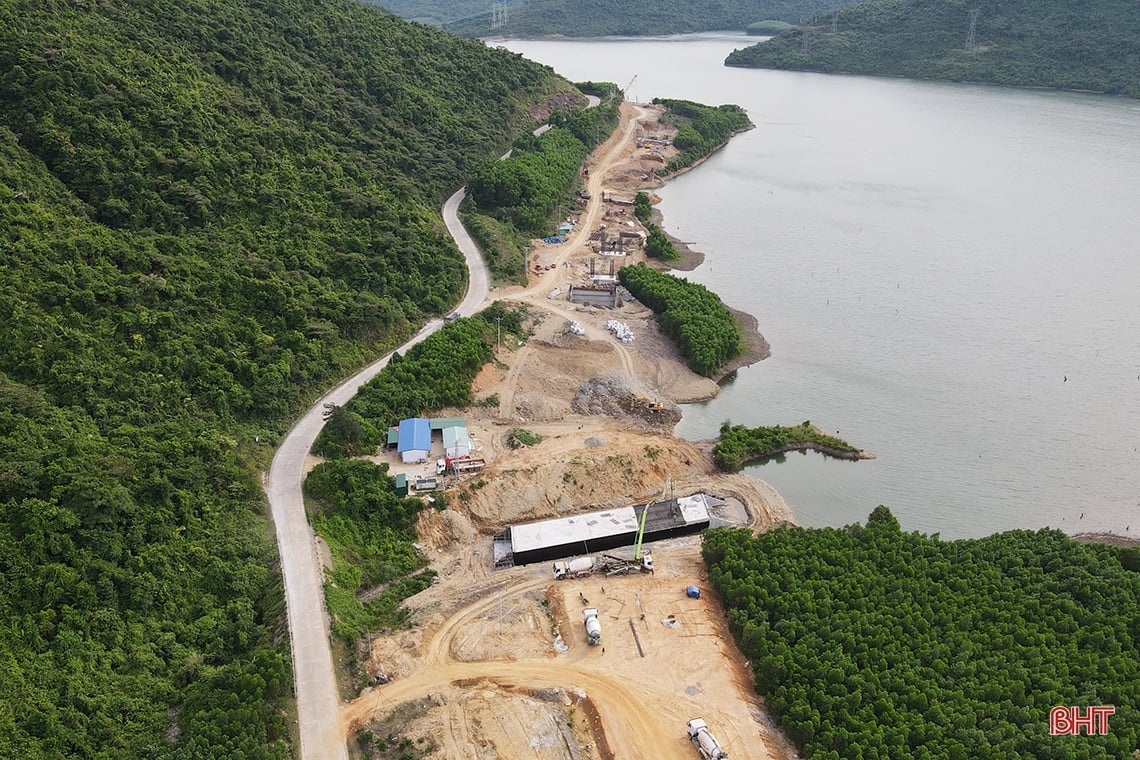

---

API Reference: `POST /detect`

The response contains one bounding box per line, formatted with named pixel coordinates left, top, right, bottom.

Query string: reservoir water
left=498, top=34, right=1140, bottom=539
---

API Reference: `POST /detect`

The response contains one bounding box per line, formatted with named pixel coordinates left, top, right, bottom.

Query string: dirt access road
left=342, top=547, right=794, bottom=760
left=338, top=101, right=798, bottom=760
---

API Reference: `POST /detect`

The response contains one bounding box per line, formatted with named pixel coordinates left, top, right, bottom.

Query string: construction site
left=334, top=99, right=796, bottom=760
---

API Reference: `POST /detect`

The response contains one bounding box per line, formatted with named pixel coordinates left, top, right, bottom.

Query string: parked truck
left=686, top=718, right=728, bottom=760
left=582, top=608, right=601, bottom=646
left=552, top=553, right=653, bottom=580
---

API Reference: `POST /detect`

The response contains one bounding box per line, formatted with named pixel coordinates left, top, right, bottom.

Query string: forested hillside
left=704, top=510, right=1140, bottom=758
left=0, top=0, right=564, bottom=755
left=437, top=0, right=863, bottom=38
left=726, top=0, right=1140, bottom=98
left=365, top=0, right=491, bottom=27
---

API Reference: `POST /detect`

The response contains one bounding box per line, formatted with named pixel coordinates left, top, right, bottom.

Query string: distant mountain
left=371, top=0, right=864, bottom=38
left=725, top=0, right=1140, bottom=98
left=0, top=0, right=565, bottom=755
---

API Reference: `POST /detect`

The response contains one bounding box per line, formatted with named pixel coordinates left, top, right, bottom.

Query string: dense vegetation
left=468, top=129, right=588, bottom=237
left=726, top=0, right=1140, bottom=99
left=748, top=20, right=796, bottom=35
left=466, top=91, right=619, bottom=247
left=654, top=99, right=753, bottom=175
left=0, top=0, right=562, bottom=754
left=457, top=211, right=532, bottom=284
left=439, top=0, right=864, bottom=39
left=631, top=192, right=679, bottom=262
left=316, top=304, right=525, bottom=457
left=713, top=421, right=862, bottom=472
left=618, top=264, right=742, bottom=377
left=704, top=510, right=1140, bottom=758
left=303, top=460, right=435, bottom=642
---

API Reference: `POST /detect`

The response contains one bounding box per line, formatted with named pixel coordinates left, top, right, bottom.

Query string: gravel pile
left=571, top=376, right=630, bottom=417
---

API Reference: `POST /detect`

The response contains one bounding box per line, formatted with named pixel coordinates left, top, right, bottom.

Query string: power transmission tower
left=965, top=9, right=980, bottom=52
left=490, top=2, right=509, bottom=30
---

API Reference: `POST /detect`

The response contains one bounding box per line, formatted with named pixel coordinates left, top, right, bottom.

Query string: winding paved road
left=266, top=96, right=601, bottom=760
left=265, top=183, right=489, bottom=760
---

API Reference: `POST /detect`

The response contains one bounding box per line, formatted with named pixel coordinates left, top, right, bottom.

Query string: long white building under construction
left=493, top=493, right=721, bottom=567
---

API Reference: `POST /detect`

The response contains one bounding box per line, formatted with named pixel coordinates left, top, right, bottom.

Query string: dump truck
left=687, top=718, right=728, bottom=760
left=583, top=608, right=601, bottom=646
left=552, top=556, right=597, bottom=580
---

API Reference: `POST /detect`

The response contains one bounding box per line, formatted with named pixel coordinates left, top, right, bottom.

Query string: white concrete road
left=265, top=183, right=489, bottom=760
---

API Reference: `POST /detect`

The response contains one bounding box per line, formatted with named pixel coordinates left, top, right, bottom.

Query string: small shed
left=394, top=473, right=408, bottom=497
left=443, top=425, right=471, bottom=459
left=396, top=417, right=431, bottom=463
left=686, top=586, right=701, bottom=599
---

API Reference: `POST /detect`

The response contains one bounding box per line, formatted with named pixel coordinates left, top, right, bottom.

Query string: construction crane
left=634, top=477, right=666, bottom=573
left=623, top=74, right=638, bottom=103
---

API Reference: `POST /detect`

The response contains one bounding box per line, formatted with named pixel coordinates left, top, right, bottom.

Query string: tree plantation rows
left=618, top=264, right=743, bottom=377
left=704, top=510, right=1140, bottom=759
left=654, top=99, right=753, bottom=175
left=633, top=192, right=681, bottom=262
left=0, top=0, right=563, bottom=754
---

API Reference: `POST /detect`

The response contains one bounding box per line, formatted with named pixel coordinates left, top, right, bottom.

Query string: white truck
left=687, top=718, right=728, bottom=760
left=552, top=556, right=597, bottom=580
left=582, top=608, right=601, bottom=646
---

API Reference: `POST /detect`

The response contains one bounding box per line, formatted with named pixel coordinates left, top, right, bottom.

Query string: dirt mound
left=571, top=376, right=630, bottom=417
left=456, top=429, right=710, bottom=527
left=571, top=376, right=682, bottom=428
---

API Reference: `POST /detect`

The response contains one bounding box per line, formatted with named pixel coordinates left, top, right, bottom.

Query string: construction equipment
left=623, top=74, right=638, bottom=102
left=552, top=556, right=598, bottom=580
left=630, top=395, right=664, bottom=412
left=553, top=553, right=650, bottom=580
left=686, top=718, right=728, bottom=760
left=583, top=608, right=601, bottom=646
left=633, top=499, right=654, bottom=573
left=436, top=456, right=486, bottom=476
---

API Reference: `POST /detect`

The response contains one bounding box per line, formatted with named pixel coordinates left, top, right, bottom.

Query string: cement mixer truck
left=686, top=718, right=728, bottom=760
left=582, top=608, right=601, bottom=646
left=552, top=556, right=597, bottom=580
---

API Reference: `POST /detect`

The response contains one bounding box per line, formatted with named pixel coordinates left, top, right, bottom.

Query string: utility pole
left=831, top=12, right=838, bottom=34
left=496, top=316, right=502, bottom=350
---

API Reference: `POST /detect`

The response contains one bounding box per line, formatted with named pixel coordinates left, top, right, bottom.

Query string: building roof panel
left=510, top=507, right=639, bottom=553
left=396, top=417, right=431, bottom=453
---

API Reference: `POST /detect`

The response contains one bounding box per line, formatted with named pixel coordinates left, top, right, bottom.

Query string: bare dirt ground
left=342, top=102, right=798, bottom=760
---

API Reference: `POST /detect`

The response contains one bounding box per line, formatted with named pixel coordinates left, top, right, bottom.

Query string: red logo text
left=1050, top=706, right=1115, bottom=736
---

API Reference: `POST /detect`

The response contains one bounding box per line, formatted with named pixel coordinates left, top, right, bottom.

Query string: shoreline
left=643, top=190, right=771, bottom=382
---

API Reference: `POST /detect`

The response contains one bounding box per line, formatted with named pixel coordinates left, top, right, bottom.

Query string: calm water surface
left=499, top=35, right=1140, bottom=538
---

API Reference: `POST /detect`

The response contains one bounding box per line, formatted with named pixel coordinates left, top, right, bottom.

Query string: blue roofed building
left=396, top=417, right=432, bottom=463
